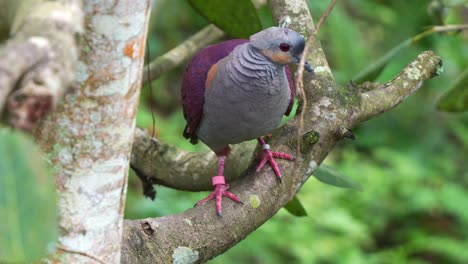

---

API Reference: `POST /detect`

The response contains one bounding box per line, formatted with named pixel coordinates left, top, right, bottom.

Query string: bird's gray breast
left=197, top=51, right=290, bottom=151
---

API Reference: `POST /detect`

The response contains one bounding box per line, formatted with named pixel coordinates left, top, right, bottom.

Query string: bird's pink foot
left=195, top=176, right=243, bottom=218
left=256, top=138, right=294, bottom=182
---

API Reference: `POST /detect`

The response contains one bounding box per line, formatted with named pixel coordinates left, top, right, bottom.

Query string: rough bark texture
left=123, top=0, right=443, bottom=263
left=35, top=0, right=151, bottom=263
left=0, top=0, right=82, bottom=130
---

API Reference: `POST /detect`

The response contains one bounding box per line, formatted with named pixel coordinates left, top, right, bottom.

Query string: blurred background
left=125, top=0, right=468, bottom=263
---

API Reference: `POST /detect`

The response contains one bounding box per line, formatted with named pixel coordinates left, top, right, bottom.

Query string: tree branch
left=355, top=51, right=443, bottom=123
left=0, top=0, right=82, bottom=131
left=122, top=1, right=443, bottom=263
left=130, top=128, right=255, bottom=191
left=123, top=120, right=338, bottom=264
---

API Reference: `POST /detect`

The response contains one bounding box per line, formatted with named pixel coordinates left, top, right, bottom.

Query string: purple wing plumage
left=181, top=39, right=296, bottom=143
left=182, top=39, right=248, bottom=143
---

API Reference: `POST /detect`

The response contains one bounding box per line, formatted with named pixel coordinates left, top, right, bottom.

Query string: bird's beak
left=294, top=55, right=314, bottom=73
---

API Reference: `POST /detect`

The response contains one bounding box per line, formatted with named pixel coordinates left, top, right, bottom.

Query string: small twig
left=144, top=35, right=158, bottom=200
left=57, top=245, right=107, bottom=264
left=432, top=24, right=468, bottom=32
left=296, top=0, right=337, bottom=153
left=353, top=23, right=466, bottom=83
left=292, top=0, right=337, bottom=197
left=313, top=0, right=337, bottom=34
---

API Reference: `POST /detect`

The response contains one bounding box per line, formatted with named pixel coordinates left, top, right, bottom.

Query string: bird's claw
left=256, top=149, right=294, bottom=181
left=195, top=183, right=242, bottom=216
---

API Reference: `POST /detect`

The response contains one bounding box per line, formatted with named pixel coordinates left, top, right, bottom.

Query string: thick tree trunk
left=35, top=0, right=151, bottom=262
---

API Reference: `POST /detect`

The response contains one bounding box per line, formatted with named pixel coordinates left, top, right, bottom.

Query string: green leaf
left=437, top=68, right=468, bottom=112
left=283, top=196, right=307, bottom=217
left=0, top=128, right=57, bottom=263
left=188, top=0, right=262, bottom=38
left=312, top=164, right=363, bottom=191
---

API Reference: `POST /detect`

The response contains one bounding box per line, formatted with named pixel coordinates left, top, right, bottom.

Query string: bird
left=181, top=26, right=313, bottom=217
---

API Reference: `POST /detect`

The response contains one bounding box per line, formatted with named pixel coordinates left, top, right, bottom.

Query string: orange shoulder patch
left=205, top=61, right=220, bottom=90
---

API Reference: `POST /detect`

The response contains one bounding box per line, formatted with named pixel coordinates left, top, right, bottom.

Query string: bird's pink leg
left=195, top=156, right=243, bottom=217
left=256, top=137, right=295, bottom=182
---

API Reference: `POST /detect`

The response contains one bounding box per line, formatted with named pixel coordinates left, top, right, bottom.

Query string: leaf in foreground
left=284, top=195, right=307, bottom=217
left=312, top=164, right=363, bottom=191
left=0, top=129, right=57, bottom=263
left=189, top=0, right=262, bottom=38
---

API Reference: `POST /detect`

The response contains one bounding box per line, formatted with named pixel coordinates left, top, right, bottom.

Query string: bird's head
left=249, top=27, right=313, bottom=73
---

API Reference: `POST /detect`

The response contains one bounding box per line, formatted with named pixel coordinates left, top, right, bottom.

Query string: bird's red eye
left=279, top=43, right=290, bottom=52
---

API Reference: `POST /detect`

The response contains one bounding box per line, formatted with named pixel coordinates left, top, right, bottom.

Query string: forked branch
left=123, top=0, right=442, bottom=263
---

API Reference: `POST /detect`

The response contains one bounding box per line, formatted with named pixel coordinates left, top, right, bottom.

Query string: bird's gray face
left=250, top=27, right=313, bottom=72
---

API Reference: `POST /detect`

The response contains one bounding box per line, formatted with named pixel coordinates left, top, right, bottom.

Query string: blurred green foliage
left=127, top=0, right=468, bottom=263
left=0, top=129, right=57, bottom=262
